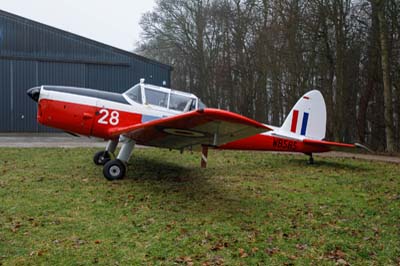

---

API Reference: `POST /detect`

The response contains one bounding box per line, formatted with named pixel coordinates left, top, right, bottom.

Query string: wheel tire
left=93, top=151, right=111, bottom=165
left=103, top=159, right=126, bottom=181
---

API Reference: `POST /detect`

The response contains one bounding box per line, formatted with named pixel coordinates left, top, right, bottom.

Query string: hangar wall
left=0, top=10, right=172, bottom=132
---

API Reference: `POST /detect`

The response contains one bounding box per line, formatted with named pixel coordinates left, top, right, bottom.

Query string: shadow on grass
left=117, top=151, right=370, bottom=223
left=123, top=155, right=272, bottom=222
left=126, top=156, right=200, bottom=182
left=286, top=155, right=370, bottom=171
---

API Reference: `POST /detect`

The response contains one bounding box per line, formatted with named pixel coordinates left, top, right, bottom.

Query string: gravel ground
left=0, top=133, right=105, bottom=148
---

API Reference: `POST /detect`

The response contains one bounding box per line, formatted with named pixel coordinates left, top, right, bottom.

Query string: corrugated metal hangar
left=0, top=9, right=172, bottom=132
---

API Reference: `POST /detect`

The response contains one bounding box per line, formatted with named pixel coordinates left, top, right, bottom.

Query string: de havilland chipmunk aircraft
left=27, top=79, right=363, bottom=181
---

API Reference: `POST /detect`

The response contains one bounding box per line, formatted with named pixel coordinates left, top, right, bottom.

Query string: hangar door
left=1, top=60, right=87, bottom=132
left=0, top=60, right=11, bottom=132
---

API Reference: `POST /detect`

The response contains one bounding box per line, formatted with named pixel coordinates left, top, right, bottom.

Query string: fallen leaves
left=202, top=256, right=224, bottom=266
left=175, top=256, right=193, bottom=266
left=251, top=247, right=259, bottom=253
left=10, top=221, right=21, bottom=233
left=210, top=241, right=228, bottom=251
left=29, top=250, right=45, bottom=257
left=336, top=258, right=350, bottom=265
left=295, top=243, right=308, bottom=251
left=325, top=247, right=350, bottom=265
left=166, top=221, right=177, bottom=231
left=73, top=238, right=86, bottom=247
left=238, top=248, right=248, bottom=258
left=265, top=247, right=280, bottom=255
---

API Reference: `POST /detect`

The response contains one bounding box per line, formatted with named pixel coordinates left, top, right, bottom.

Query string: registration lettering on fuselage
left=272, top=137, right=297, bottom=151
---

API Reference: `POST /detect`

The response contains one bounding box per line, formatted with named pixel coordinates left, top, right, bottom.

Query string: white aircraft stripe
left=201, top=153, right=208, bottom=163
left=39, top=87, right=180, bottom=118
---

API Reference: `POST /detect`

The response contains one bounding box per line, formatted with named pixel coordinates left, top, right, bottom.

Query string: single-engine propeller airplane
left=27, top=79, right=365, bottom=180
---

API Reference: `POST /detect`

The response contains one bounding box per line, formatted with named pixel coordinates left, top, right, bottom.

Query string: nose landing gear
left=93, top=139, right=119, bottom=165
left=93, top=151, right=111, bottom=165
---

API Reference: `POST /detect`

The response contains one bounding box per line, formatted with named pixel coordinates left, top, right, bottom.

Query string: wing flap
left=109, top=108, right=271, bottom=149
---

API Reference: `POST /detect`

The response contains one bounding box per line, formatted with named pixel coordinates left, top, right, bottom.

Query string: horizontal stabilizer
left=303, top=139, right=371, bottom=152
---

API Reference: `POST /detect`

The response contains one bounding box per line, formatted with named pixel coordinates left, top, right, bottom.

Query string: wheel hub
left=109, top=165, right=121, bottom=177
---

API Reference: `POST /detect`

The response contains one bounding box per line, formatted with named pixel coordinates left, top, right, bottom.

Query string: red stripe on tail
left=291, top=110, right=299, bottom=133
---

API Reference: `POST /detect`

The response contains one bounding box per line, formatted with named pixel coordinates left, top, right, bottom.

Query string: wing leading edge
left=109, top=108, right=271, bottom=150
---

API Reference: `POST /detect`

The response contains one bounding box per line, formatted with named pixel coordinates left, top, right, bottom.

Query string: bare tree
left=137, top=0, right=400, bottom=152
left=374, top=0, right=395, bottom=152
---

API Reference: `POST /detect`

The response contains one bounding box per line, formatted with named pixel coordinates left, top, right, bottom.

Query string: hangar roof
left=0, top=9, right=172, bottom=70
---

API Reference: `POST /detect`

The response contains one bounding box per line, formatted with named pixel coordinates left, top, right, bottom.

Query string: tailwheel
left=308, top=153, right=314, bottom=165
left=103, top=159, right=126, bottom=181
left=93, top=151, right=111, bottom=165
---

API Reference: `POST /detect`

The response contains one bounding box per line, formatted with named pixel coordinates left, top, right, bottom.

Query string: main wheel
left=93, top=151, right=111, bottom=165
left=103, top=159, right=126, bottom=181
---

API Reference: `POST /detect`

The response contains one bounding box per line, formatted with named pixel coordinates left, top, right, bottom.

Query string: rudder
left=280, top=90, right=326, bottom=140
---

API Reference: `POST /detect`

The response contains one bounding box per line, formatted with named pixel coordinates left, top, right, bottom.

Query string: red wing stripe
left=291, top=110, right=299, bottom=133
left=108, top=108, right=271, bottom=137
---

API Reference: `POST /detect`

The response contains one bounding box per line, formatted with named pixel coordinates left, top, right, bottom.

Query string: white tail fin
left=280, top=90, right=326, bottom=140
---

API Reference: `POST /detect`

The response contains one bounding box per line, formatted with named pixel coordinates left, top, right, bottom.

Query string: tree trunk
left=376, top=0, right=395, bottom=152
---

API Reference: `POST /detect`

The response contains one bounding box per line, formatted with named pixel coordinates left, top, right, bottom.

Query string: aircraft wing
left=108, top=108, right=271, bottom=150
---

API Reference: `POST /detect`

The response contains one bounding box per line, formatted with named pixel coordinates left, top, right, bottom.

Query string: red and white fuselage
left=27, top=82, right=358, bottom=180
left=35, top=84, right=198, bottom=140
left=30, top=84, right=353, bottom=153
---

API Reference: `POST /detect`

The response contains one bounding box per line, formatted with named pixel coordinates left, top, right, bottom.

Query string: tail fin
left=280, top=90, right=326, bottom=140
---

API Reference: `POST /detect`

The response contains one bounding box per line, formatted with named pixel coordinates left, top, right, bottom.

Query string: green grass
left=0, top=148, right=399, bottom=265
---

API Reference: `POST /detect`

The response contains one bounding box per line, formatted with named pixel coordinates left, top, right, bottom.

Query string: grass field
left=0, top=148, right=399, bottom=265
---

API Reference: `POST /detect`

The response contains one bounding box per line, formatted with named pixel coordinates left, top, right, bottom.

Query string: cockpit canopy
left=124, top=83, right=206, bottom=112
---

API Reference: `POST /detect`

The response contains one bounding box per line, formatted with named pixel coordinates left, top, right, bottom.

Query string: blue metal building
left=0, top=9, right=172, bottom=132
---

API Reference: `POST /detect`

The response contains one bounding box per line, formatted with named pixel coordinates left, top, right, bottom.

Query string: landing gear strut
left=103, top=137, right=135, bottom=181
left=93, top=139, right=119, bottom=165
left=201, top=145, right=208, bottom=168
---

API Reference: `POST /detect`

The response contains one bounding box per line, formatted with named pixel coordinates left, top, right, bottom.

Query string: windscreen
left=145, top=88, right=168, bottom=108
left=125, top=85, right=142, bottom=103
left=169, top=93, right=193, bottom=111
left=198, top=99, right=207, bottom=109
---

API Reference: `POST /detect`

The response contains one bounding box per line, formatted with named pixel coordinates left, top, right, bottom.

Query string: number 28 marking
left=98, top=109, right=119, bottom=125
